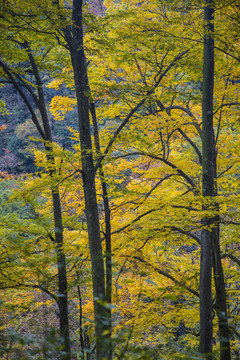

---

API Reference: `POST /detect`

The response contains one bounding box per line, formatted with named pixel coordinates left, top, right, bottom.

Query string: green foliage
left=0, top=0, right=239, bottom=358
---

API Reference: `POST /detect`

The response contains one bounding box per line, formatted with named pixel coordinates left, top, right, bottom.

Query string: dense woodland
left=0, top=0, right=239, bottom=359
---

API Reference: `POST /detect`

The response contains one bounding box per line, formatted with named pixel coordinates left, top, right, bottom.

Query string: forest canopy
left=0, top=0, right=239, bottom=359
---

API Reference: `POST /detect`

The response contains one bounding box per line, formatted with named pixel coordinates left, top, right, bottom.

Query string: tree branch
left=111, top=209, right=156, bottom=235
left=0, top=60, right=46, bottom=140
left=177, top=127, right=202, bottom=165
left=131, top=255, right=199, bottom=297
left=95, top=49, right=190, bottom=170
left=167, top=226, right=201, bottom=244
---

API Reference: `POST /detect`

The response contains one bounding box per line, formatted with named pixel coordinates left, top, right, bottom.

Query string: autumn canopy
left=0, top=0, right=239, bottom=359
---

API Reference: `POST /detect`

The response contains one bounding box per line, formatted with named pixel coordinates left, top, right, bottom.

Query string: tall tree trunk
left=200, top=0, right=215, bottom=357
left=66, top=1, right=110, bottom=358
left=26, top=44, right=71, bottom=359
left=24, top=45, right=71, bottom=359
left=201, top=2, right=231, bottom=359
left=91, top=102, right=112, bottom=358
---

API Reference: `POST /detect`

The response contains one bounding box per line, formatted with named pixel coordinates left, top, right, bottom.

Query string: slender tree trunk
left=212, top=219, right=231, bottom=359
left=200, top=229, right=213, bottom=359
left=0, top=44, right=71, bottom=360
left=26, top=43, right=71, bottom=359
left=51, top=189, right=71, bottom=360
left=34, top=96, right=71, bottom=360
left=67, top=1, right=110, bottom=358
left=200, top=1, right=215, bottom=357
left=27, top=45, right=71, bottom=359
left=91, top=102, right=112, bottom=358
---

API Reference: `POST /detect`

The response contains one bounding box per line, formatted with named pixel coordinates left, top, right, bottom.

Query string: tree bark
left=212, top=217, right=231, bottom=359
left=66, top=1, right=110, bottom=358
left=200, top=1, right=215, bottom=357
left=91, top=102, right=112, bottom=358
left=51, top=189, right=71, bottom=360
left=201, top=2, right=231, bottom=359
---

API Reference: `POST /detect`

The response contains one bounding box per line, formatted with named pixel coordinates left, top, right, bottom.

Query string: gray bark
left=91, top=102, right=112, bottom=358
left=200, top=1, right=215, bottom=357
left=201, top=2, right=231, bottom=359
left=64, top=1, right=111, bottom=358
left=212, top=220, right=231, bottom=359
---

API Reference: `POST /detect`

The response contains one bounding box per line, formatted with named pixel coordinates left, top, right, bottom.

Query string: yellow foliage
left=49, top=96, right=77, bottom=121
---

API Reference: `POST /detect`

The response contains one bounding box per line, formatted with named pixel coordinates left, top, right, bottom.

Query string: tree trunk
left=26, top=43, right=71, bottom=359
left=91, top=102, right=112, bottom=358
left=201, top=2, right=231, bottom=359
left=212, top=220, right=231, bottom=359
left=0, top=44, right=71, bottom=360
left=67, top=1, right=110, bottom=358
left=51, top=189, right=71, bottom=360
left=200, top=1, right=215, bottom=357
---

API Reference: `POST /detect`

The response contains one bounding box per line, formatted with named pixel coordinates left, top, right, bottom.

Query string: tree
left=62, top=2, right=111, bottom=358
left=0, top=1, right=239, bottom=359
left=0, top=6, right=71, bottom=357
left=84, top=1, right=238, bottom=357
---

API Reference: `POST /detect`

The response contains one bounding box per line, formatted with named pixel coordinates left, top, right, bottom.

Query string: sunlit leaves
left=0, top=0, right=239, bottom=358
